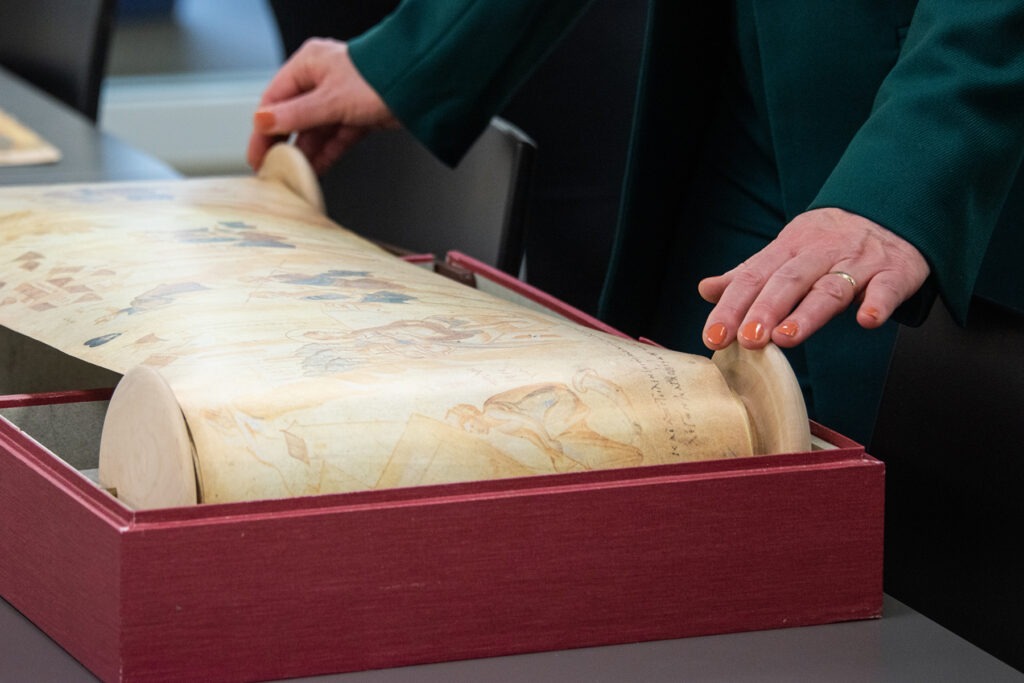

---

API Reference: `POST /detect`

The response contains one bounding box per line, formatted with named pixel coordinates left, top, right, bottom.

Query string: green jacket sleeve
left=348, top=0, right=594, bottom=166
left=809, top=0, right=1024, bottom=323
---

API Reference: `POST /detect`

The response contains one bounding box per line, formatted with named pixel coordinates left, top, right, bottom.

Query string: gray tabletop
left=1, top=67, right=177, bottom=185
left=1, top=66, right=1022, bottom=683
left=2, top=594, right=1021, bottom=682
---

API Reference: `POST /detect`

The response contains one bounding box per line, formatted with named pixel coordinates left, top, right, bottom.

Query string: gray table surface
left=2, top=594, right=1022, bottom=682
left=1, top=66, right=1022, bottom=683
left=1, top=67, right=178, bottom=185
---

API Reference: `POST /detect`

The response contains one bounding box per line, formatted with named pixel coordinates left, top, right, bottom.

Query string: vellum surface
left=0, top=108, right=61, bottom=166
left=0, top=176, right=755, bottom=507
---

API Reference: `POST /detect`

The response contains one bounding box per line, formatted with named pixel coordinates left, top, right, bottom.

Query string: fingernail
left=705, top=322, right=727, bottom=346
left=740, top=321, right=765, bottom=343
left=776, top=320, right=799, bottom=337
left=861, top=306, right=880, bottom=322
left=254, top=110, right=276, bottom=132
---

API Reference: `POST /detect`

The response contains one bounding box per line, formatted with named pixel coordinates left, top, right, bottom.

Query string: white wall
left=100, top=72, right=271, bottom=176
left=99, top=0, right=282, bottom=176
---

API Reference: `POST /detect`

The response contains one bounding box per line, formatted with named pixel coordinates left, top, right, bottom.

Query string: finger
left=734, top=256, right=843, bottom=349
left=248, top=87, right=355, bottom=171
left=292, top=126, right=335, bottom=167
left=257, top=64, right=307, bottom=109
left=257, top=38, right=342, bottom=108
left=856, top=269, right=922, bottom=329
left=247, top=81, right=315, bottom=170
left=698, top=268, right=738, bottom=304
left=700, top=262, right=778, bottom=350
left=702, top=249, right=834, bottom=350
left=292, top=125, right=364, bottom=174
left=770, top=270, right=862, bottom=346
left=255, top=86, right=350, bottom=139
left=306, top=126, right=368, bottom=174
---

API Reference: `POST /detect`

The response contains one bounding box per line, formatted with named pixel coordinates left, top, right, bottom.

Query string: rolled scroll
left=0, top=145, right=809, bottom=509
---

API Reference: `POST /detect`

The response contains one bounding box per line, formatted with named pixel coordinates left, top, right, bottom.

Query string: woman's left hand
left=697, top=207, right=931, bottom=350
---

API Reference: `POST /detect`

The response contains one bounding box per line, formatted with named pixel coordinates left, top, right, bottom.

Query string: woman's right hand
left=246, top=38, right=398, bottom=174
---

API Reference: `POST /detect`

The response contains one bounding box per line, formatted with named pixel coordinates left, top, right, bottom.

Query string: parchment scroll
left=0, top=146, right=808, bottom=508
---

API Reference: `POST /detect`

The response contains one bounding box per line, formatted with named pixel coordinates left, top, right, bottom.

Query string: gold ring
left=828, top=271, right=857, bottom=289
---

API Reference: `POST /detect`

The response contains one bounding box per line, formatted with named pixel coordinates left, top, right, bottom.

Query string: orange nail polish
left=776, top=320, right=799, bottom=337
left=705, top=322, right=727, bottom=346
left=254, top=110, right=276, bottom=132
left=740, top=321, right=765, bottom=343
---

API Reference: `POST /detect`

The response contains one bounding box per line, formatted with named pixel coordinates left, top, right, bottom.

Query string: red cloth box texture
left=0, top=398, right=882, bottom=682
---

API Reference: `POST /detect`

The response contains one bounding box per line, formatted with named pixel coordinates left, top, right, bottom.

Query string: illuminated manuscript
left=0, top=146, right=808, bottom=508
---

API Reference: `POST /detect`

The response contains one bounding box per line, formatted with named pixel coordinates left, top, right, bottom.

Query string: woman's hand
left=698, top=207, right=931, bottom=349
left=246, top=38, right=398, bottom=174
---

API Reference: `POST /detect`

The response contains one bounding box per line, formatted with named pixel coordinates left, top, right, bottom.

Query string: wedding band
left=828, top=271, right=857, bottom=289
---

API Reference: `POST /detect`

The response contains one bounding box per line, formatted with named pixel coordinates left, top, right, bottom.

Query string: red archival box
left=0, top=253, right=883, bottom=683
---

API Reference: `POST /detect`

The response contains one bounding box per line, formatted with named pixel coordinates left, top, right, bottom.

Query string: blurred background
left=101, top=0, right=283, bottom=176
left=100, top=0, right=648, bottom=315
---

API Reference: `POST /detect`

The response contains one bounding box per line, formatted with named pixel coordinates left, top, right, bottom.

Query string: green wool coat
left=350, top=0, right=1024, bottom=439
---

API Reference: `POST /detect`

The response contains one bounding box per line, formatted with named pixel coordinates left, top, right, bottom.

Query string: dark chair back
left=320, top=117, right=535, bottom=275
left=0, top=0, right=117, bottom=121
left=870, top=298, right=1024, bottom=671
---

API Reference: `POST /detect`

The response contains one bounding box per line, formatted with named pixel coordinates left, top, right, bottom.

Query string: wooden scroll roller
left=0, top=144, right=809, bottom=509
